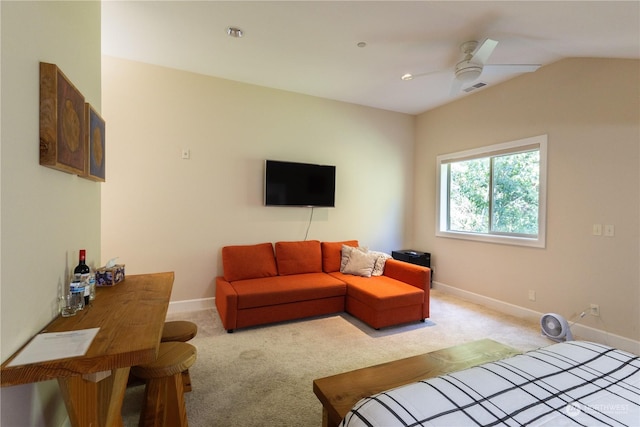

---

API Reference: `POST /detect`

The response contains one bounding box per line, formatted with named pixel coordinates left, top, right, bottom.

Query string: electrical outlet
left=528, top=290, right=536, bottom=301
left=590, top=304, right=600, bottom=317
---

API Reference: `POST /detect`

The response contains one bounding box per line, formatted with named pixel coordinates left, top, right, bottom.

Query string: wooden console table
left=313, top=338, right=520, bottom=427
left=1, top=272, right=174, bottom=427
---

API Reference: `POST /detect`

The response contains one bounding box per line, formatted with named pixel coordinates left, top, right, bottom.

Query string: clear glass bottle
left=88, top=268, right=96, bottom=301
left=69, top=274, right=85, bottom=311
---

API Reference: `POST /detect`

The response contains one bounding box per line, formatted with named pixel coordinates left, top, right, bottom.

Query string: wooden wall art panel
left=39, top=62, right=86, bottom=175
left=83, top=103, right=106, bottom=182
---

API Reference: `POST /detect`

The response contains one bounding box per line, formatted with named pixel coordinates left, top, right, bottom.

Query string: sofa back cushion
left=222, top=243, right=277, bottom=281
left=321, top=240, right=359, bottom=273
left=275, top=240, right=322, bottom=275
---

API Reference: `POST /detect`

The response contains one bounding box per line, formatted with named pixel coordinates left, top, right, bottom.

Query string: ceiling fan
left=401, top=38, right=541, bottom=96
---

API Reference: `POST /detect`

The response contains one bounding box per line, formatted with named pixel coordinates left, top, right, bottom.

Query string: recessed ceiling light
left=401, top=73, right=414, bottom=81
left=357, top=41, right=367, bottom=48
left=227, top=27, right=243, bottom=38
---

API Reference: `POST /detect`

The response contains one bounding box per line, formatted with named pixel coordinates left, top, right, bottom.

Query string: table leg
left=58, top=367, right=129, bottom=427
left=322, top=407, right=339, bottom=427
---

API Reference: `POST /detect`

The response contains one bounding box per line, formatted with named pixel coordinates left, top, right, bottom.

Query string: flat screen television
left=264, top=160, right=336, bottom=207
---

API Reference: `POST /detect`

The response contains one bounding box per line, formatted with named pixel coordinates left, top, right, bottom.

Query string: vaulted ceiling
left=102, top=1, right=640, bottom=115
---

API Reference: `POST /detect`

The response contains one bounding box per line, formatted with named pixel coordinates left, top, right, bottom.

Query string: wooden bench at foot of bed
left=313, top=338, right=521, bottom=427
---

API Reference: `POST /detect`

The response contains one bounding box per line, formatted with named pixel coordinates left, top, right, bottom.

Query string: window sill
left=436, top=230, right=545, bottom=248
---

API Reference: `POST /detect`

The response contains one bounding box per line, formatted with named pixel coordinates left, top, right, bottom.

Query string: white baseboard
left=433, top=281, right=640, bottom=355
left=167, top=297, right=215, bottom=314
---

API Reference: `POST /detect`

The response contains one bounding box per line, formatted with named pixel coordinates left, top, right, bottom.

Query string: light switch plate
left=604, top=224, right=615, bottom=237
left=592, top=224, right=602, bottom=236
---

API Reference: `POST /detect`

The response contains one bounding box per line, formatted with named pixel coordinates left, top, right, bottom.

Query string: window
left=437, top=135, right=547, bottom=248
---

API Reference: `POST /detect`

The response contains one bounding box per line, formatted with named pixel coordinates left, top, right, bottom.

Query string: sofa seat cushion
left=231, top=273, right=347, bottom=309
left=332, top=272, right=423, bottom=310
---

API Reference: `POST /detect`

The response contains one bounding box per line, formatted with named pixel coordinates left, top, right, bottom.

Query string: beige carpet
left=122, top=289, right=552, bottom=426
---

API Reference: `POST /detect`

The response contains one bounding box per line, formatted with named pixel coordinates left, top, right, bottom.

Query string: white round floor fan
left=540, top=313, right=574, bottom=342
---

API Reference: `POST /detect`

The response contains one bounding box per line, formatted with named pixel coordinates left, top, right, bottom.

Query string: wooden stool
left=161, top=321, right=197, bottom=343
left=161, top=321, right=197, bottom=392
left=132, top=342, right=197, bottom=427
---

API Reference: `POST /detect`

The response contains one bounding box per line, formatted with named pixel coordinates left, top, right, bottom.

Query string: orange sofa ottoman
left=329, top=257, right=430, bottom=329
left=323, top=240, right=430, bottom=329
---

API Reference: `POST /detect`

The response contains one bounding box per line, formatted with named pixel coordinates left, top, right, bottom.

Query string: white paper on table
left=7, top=328, right=100, bottom=367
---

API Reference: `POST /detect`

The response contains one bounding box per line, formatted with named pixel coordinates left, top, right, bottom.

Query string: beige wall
left=414, top=58, right=639, bottom=344
left=103, top=57, right=639, bottom=346
left=1, top=1, right=102, bottom=425
left=101, top=57, right=415, bottom=302
left=1, top=3, right=637, bottom=423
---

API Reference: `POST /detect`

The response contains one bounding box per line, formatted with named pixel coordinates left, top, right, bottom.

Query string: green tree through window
left=437, top=135, right=547, bottom=248
left=492, top=151, right=540, bottom=235
left=449, top=158, right=489, bottom=233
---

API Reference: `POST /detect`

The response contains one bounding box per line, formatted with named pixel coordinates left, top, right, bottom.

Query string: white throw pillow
left=342, top=249, right=377, bottom=277
left=340, top=244, right=367, bottom=272
left=369, top=251, right=392, bottom=276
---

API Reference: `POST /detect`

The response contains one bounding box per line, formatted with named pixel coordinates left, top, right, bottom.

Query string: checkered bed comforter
left=340, top=341, right=640, bottom=426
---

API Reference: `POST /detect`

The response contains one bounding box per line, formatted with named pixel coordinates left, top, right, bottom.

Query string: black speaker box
left=391, top=250, right=430, bottom=268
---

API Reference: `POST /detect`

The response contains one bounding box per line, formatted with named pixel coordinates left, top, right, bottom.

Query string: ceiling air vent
left=463, top=82, right=487, bottom=93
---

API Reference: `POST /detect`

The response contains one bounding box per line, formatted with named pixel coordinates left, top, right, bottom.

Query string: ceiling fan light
left=455, top=66, right=482, bottom=82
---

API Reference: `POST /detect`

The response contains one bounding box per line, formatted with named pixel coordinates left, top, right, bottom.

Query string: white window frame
left=436, top=134, right=547, bottom=248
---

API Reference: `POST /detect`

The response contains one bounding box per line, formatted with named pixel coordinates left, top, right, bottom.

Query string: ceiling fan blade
left=401, top=69, right=447, bottom=81
left=471, top=38, right=498, bottom=65
left=483, top=64, right=541, bottom=74
left=449, top=77, right=463, bottom=96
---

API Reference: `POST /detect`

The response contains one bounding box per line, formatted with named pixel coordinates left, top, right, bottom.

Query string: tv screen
left=264, top=160, right=336, bottom=207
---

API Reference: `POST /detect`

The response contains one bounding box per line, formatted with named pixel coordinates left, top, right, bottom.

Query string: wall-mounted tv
left=264, top=160, right=336, bottom=207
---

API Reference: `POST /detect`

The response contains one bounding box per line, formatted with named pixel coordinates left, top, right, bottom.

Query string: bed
left=340, top=341, right=639, bottom=426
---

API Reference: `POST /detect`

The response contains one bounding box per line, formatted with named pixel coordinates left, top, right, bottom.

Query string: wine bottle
left=74, top=249, right=91, bottom=305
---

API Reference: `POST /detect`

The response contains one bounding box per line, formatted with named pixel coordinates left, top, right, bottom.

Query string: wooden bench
left=313, top=338, right=520, bottom=427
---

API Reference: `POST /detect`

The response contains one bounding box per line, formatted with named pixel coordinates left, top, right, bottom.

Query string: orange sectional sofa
left=215, top=240, right=430, bottom=332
